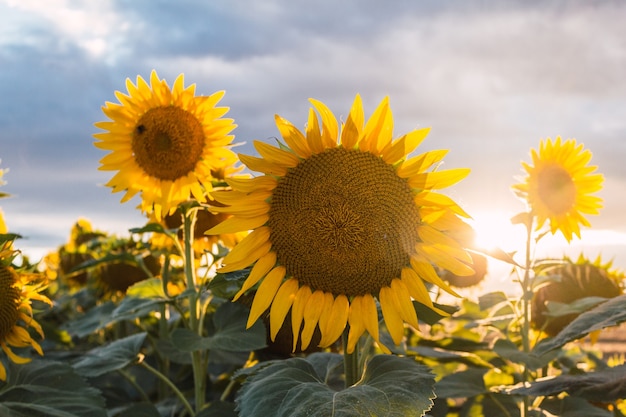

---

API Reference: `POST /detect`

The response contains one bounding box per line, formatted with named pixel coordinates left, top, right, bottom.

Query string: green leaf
left=236, top=353, right=435, bottom=417
left=72, top=333, right=147, bottom=377
left=540, top=397, right=613, bottom=417
left=544, top=296, right=608, bottom=318
left=208, top=269, right=250, bottom=299
left=478, top=291, right=509, bottom=310
left=410, top=346, right=493, bottom=368
left=0, top=359, right=106, bottom=417
left=111, top=296, right=166, bottom=322
left=413, top=301, right=458, bottom=325
left=62, top=301, right=117, bottom=338
left=129, top=222, right=170, bottom=235
left=493, top=338, right=557, bottom=370
left=508, top=364, right=626, bottom=403
left=126, top=277, right=168, bottom=298
left=171, top=302, right=266, bottom=352
left=533, top=294, right=626, bottom=356
left=434, top=368, right=488, bottom=398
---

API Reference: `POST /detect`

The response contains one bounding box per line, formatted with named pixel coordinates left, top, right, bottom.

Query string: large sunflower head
left=512, top=137, right=603, bottom=242
left=94, top=70, right=239, bottom=220
left=207, top=95, right=474, bottom=353
left=0, top=249, right=51, bottom=380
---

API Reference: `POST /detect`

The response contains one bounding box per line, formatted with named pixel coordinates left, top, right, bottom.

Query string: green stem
left=520, top=216, right=534, bottom=417
left=117, top=368, right=151, bottom=403
left=342, top=330, right=360, bottom=388
left=139, top=358, right=195, bottom=417
left=182, top=208, right=206, bottom=412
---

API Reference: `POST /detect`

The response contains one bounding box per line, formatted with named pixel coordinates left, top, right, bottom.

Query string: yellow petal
left=401, top=267, right=435, bottom=308
left=397, top=149, right=448, bottom=178
left=379, top=286, right=405, bottom=345
left=306, top=107, right=325, bottom=154
left=291, top=285, right=313, bottom=351
left=319, top=294, right=349, bottom=347
left=309, top=98, right=339, bottom=148
left=226, top=176, right=278, bottom=193
left=347, top=297, right=366, bottom=354
left=275, top=115, right=312, bottom=159
left=361, top=96, right=392, bottom=154
left=301, top=290, right=326, bottom=350
left=221, top=227, right=270, bottom=267
left=206, top=213, right=269, bottom=235
left=408, top=168, right=471, bottom=190
left=340, top=94, right=364, bottom=149
left=390, top=279, right=419, bottom=329
left=410, top=257, right=460, bottom=297
left=269, top=278, right=300, bottom=341
left=254, top=140, right=301, bottom=167
left=232, top=251, right=277, bottom=301
left=239, top=154, right=287, bottom=176
left=247, top=266, right=286, bottom=328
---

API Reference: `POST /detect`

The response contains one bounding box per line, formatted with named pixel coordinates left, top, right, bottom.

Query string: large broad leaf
left=0, top=359, right=106, bottom=417
left=171, top=302, right=266, bottom=352
left=236, top=353, right=435, bottom=417
left=533, top=294, right=626, bottom=356
left=508, top=364, right=626, bottom=403
left=72, top=333, right=147, bottom=377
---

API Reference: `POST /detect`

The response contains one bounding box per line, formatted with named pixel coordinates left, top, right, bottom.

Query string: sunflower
left=208, top=96, right=474, bottom=353
left=0, top=250, right=51, bottom=380
left=94, top=70, right=238, bottom=219
left=512, top=137, right=603, bottom=242
left=531, top=255, right=623, bottom=336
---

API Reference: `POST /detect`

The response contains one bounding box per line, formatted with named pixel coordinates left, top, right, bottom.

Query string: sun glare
left=469, top=210, right=527, bottom=253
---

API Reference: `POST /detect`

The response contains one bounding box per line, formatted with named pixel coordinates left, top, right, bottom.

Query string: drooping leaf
left=533, top=294, right=626, bottom=356
left=508, top=364, right=626, bottom=403
left=208, top=269, right=250, bottom=299
left=171, top=302, right=266, bottom=352
left=72, top=333, right=147, bottom=377
left=0, top=359, right=106, bottom=417
left=236, top=353, right=435, bottom=417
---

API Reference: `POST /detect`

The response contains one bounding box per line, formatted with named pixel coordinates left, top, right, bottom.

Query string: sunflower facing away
left=512, top=137, right=603, bottom=242
left=207, top=96, right=474, bottom=353
left=0, top=249, right=51, bottom=380
left=94, top=70, right=238, bottom=219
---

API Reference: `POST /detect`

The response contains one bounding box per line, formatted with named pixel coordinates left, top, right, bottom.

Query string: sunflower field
left=1, top=71, right=625, bottom=417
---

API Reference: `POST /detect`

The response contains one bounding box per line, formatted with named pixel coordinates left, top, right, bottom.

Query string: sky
left=1, top=0, right=626, bottom=289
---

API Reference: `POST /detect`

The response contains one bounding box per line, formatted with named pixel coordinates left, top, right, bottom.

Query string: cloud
left=1, top=0, right=626, bottom=262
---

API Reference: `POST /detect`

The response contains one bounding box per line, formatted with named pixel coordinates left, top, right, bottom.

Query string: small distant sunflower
left=512, top=137, right=603, bottom=242
left=94, top=70, right=238, bottom=219
left=208, top=96, right=474, bottom=353
left=0, top=252, right=51, bottom=380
